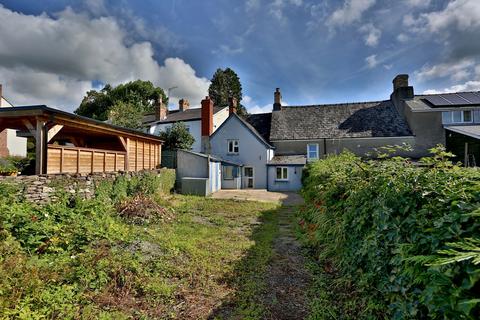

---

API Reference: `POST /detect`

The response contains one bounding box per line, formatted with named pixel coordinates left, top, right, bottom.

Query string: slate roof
left=406, top=92, right=480, bottom=112
left=233, top=114, right=273, bottom=148
left=267, top=155, right=307, bottom=166
left=244, top=113, right=272, bottom=142
left=143, top=106, right=226, bottom=124
left=269, top=100, right=412, bottom=141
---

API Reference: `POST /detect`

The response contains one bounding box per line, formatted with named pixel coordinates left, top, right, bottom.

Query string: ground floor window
left=307, top=143, right=319, bottom=160
left=223, top=166, right=236, bottom=180
left=276, top=167, right=288, bottom=181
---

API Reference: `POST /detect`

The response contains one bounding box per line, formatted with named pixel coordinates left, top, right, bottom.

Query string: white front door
left=244, top=167, right=254, bottom=188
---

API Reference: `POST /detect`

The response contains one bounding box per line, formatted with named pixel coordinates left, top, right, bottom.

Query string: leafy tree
left=75, top=80, right=167, bottom=126
left=208, top=68, right=248, bottom=116
left=159, top=122, right=195, bottom=151
left=109, top=101, right=144, bottom=130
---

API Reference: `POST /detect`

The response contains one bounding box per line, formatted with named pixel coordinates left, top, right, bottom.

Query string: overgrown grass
left=0, top=173, right=278, bottom=319
left=299, top=147, right=480, bottom=319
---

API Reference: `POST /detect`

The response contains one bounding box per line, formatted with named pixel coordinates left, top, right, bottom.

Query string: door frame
left=243, top=166, right=255, bottom=189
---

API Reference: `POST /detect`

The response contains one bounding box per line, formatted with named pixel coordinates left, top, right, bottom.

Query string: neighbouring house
left=143, top=98, right=229, bottom=152
left=203, top=74, right=480, bottom=192
left=0, top=105, right=163, bottom=175
left=390, top=74, right=480, bottom=165
left=0, top=85, right=28, bottom=158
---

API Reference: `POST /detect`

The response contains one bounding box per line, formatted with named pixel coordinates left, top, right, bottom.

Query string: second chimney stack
left=273, top=88, right=282, bottom=111
left=179, top=99, right=190, bottom=112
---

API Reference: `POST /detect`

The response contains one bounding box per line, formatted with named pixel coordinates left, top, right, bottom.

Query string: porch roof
left=445, top=125, right=480, bottom=140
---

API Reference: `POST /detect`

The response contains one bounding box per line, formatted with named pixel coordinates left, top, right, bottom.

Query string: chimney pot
left=179, top=98, right=190, bottom=112
left=273, top=88, right=282, bottom=111
left=228, top=96, right=238, bottom=114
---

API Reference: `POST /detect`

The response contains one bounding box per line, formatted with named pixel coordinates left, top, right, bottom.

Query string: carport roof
left=445, top=125, right=480, bottom=140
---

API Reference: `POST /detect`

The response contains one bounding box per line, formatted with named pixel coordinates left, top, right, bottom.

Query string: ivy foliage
left=300, top=146, right=480, bottom=319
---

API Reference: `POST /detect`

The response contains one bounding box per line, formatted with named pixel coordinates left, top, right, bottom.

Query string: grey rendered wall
left=210, top=116, right=271, bottom=189
left=176, top=150, right=208, bottom=190
left=272, top=136, right=417, bottom=158
left=403, top=106, right=445, bottom=158
left=267, top=166, right=303, bottom=192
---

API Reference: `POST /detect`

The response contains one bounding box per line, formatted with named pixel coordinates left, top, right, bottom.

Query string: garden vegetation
left=299, top=146, right=480, bottom=319
left=0, top=170, right=279, bottom=319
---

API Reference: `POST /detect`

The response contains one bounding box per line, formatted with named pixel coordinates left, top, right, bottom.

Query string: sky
left=0, top=0, right=479, bottom=114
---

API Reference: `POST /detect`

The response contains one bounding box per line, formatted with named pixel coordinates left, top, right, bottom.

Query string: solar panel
left=425, top=95, right=452, bottom=106
left=443, top=93, right=471, bottom=105
left=425, top=92, right=480, bottom=107
left=458, top=92, right=480, bottom=104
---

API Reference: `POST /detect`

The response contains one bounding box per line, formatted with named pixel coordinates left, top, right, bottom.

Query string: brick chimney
left=179, top=98, right=190, bottom=112
left=201, top=96, right=214, bottom=153
left=228, top=96, right=237, bottom=114
left=273, top=88, right=282, bottom=111
left=154, top=96, right=167, bottom=121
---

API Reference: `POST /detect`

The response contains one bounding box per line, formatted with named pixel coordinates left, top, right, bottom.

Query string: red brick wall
left=0, top=129, right=9, bottom=157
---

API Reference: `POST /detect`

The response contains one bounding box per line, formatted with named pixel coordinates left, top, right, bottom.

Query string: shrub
left=299, top=147, right=480, bottom=319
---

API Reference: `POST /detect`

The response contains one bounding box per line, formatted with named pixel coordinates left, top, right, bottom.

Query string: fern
left=428, top=238, right=480, bottom=266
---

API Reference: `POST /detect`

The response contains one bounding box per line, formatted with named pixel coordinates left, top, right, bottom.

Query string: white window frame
left=227, top=139, right=239, bottom=154
left=307, top=143, right=319, bottom=160
left=444, top=110, right=474, bottom=124
left=276, top=167, right=289, bottom=181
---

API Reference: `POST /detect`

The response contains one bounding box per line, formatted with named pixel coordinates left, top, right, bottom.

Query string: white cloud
left=360, top=23, right=381, bottom=46
left=326, top=0, right=376, bottom=29
left=365, top=54, right=378, bottom=68
left=0, top=5, right=209, bottom=111
left=415, top=59, right=476, bottom=81
left=396, top=33, right=409, bottom=42
left=418, top=0, right=480, bottom=33
left=243, top=95, right=273, bottom=114
left=423, top=80, right=480, bottom=94
left=269, top=0, right=303, bottom=23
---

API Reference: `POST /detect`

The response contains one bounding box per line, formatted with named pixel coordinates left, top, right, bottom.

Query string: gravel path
left=261, top=200, right=312, bottom=320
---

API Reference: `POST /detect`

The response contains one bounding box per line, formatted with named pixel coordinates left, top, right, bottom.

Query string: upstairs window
left=228, top=140, right=239, bottom=154
left=276, top=167, right=288, bottom=181
left=443, top=110, right=474, bottom=124
left=307, top=143, right=319, bottom=160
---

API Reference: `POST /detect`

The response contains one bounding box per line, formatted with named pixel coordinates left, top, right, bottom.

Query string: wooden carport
left=0, top=105, right=163, bottom=174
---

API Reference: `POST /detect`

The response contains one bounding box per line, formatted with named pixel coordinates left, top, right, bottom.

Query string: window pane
left=453, top=111, right=462, bottom=122
left=283, top=167, right=288, bottom=179
left=276, top=167, right=282, bottom=179
left=442, top=112, right=451, bottom=124
left=307, top=144, right=318, bottom=159
left=224, top=166, right=234, bottom=179
left=464, top=110, right=472, bottom=122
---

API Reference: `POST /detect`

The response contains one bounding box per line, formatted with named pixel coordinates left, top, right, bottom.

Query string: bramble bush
left=300, top=146, right=480, bottom=319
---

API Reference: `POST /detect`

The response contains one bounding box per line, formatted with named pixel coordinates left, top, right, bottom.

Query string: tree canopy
left=75, top=80, right=167, bottom=129
left=159, top=122, right=195, bottom=151
left=208, top=68, right=248, bottom=116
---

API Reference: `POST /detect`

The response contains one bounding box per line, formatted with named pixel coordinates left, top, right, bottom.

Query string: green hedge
left=300, top=148, right=480, bottom=319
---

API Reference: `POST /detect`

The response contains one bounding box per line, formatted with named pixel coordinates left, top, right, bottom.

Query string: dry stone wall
left=0, top=169, right=171, bottom=204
